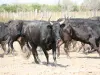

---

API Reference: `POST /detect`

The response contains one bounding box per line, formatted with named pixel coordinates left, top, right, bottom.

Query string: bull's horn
left=59, top=19, right=65, bottom=25
left=50, top=21, right=53, bottom=25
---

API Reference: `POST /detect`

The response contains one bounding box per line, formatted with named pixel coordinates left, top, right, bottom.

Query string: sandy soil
left=0, top=41, right=100, bottom=75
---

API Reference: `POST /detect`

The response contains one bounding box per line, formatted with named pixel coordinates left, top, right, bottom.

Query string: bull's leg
left=52, top=43, right=57, bottom=65
left=10, top=40, right=17, bottom=56
left=83, top=44, right=91, bottom=54
left=96, top=42, right=100, bottom=56
left=30, top=42, right=40, bottom=64
left=1, top=42, right=6, bottom=56
left=72, top=40, right=77, bottom=49
left=32, top=46, right=40, bottom=64
left=0, top=54, right=4, bottom=58
left=78, top=43, right=85, bottom=52
left=42, top=47, right=49, bottom=64
left=57, top=46, right=60, bottom=58
left=57, top=42, right=63, bottom=58
left=83, top=47, right=86, bottom=53
left=7, top=39, right=13, bottom=54
left=86, top=38, right=97, bottom=53
left=32, top=48, right=40, bottom=64
left=64, top=42, right=70, bottom=58
left=43, top=50, right=49, bottom=64
left=86, top=48, right=97, bottom=53
left=1, top=42, right=6, bottom=52
left=35, top=48, right=41, bottom=63
left=4, top=38, right=11, bottom=55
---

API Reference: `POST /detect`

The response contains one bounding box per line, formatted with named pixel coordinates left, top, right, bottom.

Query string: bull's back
left=0, top=22, right=8, bottom=40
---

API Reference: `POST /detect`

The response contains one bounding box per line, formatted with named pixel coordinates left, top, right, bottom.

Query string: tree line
left=0, top=0, right=100, bottom=12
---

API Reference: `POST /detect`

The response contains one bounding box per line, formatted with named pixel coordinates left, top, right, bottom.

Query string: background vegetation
left=0, top=0, right=99, bottom=12
left=0, top=0, right=100, bottom=22
left=0, top=4, right=62, bottom=12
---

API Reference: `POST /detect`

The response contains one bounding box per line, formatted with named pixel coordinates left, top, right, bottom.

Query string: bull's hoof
left=4, top=52, right=7, bottom=55
left=32, top=61, right=39, bottom=64
left=57, top=54, right=60, bottom=58
left=66, top=55, right=71, bottom=59
left=83, top=50, right=88, bottom=55
left=34, top=60, right=40, bottom=64
left=57, top=56, right=60, bottom=59
left=46, top=63, right=50, bottom=66
left=0, top=54, right=4, bottom=58
left=83, top=51, right=88, bottom=55
left=12, top=52, right=18, bottom=56
left=44, top=61, right=49, bottom=66
left=57, top=54, right=59, bottom=57
left=4, top=51, right=10, bottom=55
left=37, top=60, right=41, bottom=64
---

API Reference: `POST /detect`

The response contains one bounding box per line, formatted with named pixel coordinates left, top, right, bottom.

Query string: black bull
left=7, top=20, right=63, bottom=64
left=58, top=18, right=100, bottom=56
left=0, top=22, right=10, bottom=57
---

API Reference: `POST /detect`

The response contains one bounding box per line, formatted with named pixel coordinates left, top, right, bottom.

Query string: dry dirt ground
left=0, top=41, right=100, bottom=75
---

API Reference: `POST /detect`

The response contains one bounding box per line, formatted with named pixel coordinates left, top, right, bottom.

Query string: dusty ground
left=0, top=41, right=100, bottom=75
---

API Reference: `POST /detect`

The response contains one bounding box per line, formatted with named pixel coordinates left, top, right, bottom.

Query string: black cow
left=57, top=18, right=72, bottom=57
left=89, top=16, right=100, bottom=21
left=7, top=20, right=63, bottom=65
left=60, top=18, right=100, bottom=56
left=0, top=22, right=9, bottom=57
left=5, top=20, right=24, bottom=55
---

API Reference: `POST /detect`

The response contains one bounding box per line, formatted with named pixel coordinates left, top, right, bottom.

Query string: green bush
left=0, top=3, right=81, bottom=12
left=71, top=5, right=79, bottom=11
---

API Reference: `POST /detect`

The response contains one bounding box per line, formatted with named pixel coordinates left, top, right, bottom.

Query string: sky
left=0, top=0, right=84, bottom=5
left=71, top=0, right=84, bottom=5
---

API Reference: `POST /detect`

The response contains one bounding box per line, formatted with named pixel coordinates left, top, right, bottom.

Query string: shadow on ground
left=77, top=56, right=100, bottom=59
left=41, top=61, right=69, bottom=67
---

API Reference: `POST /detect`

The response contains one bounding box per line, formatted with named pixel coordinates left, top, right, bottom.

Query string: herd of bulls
left=0, top=16, right=100, bottom=65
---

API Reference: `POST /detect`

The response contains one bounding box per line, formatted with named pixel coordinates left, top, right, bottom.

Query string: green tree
left=82, top=0, right=100, bottom=10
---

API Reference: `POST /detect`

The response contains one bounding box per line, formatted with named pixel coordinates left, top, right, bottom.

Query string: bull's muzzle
left=17, top=37, right=22, bottom=42
left=56, top=39, right=63, bottom=47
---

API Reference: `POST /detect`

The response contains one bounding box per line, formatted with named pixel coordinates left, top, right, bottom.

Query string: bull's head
left=50, top=21, right=63, bottom=47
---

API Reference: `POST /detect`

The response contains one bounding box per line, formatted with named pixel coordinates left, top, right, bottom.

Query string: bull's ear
left=8, top=20, right=13, bottom=23
left=19, top=20, right=23, bottom=25
left=47, top=25, right=52, bottom=29
left=60, top=24, right=65, bottom=28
